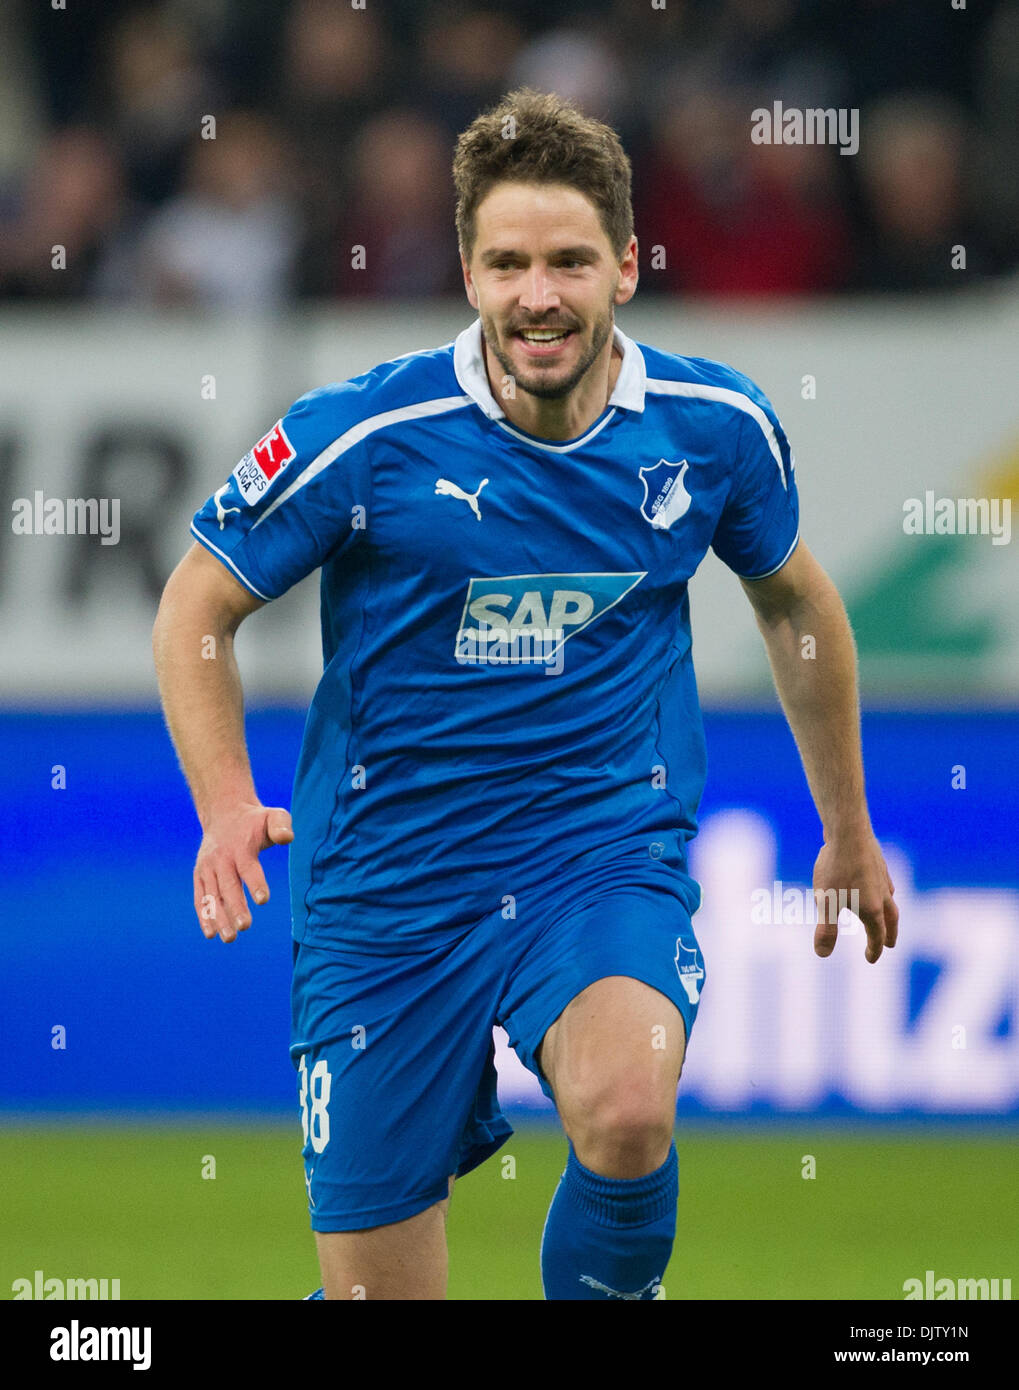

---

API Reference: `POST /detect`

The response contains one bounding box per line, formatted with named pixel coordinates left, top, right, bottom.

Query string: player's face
left=462, top=182, right=638, bottom=401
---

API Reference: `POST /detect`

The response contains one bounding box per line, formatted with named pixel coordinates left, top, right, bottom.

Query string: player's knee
left=566, top=1087, right=674, bottom=1176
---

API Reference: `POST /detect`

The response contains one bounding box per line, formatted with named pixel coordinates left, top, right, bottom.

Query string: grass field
left=2, top=1123, right=1015, bottom=1300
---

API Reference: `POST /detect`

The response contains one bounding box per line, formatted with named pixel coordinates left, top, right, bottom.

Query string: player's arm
left=152, top=541, right=294, bottom=943
left=739, top=539, right=899, bottom=962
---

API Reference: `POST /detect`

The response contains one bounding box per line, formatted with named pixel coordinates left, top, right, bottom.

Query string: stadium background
left=1, top=0, right=1016, bottom=1301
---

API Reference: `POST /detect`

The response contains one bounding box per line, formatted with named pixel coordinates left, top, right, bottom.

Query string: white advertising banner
left=1, top=296, right=1016, bottom=701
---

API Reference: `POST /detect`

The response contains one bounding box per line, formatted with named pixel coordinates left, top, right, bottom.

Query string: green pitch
left=1, top=1123, right=1015, bottom=1300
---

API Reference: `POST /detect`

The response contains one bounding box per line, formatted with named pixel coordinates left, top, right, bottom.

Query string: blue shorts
left=289, top=872, right=705, bottom=1232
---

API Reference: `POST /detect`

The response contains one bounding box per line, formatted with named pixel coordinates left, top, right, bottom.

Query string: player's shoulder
left=631, top=338, right=791, bottom=478
left=635, top=340, right=776, bottom=414
left=283, top=339, right=466, bottom=444
left=225, top=343, right=465, bottom=512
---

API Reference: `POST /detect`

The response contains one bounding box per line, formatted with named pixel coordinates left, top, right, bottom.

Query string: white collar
left=452, top=316, right=646, bottom=421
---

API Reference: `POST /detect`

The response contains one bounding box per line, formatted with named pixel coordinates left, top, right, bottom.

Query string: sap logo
left=675, top=939, right=705, bottom=1004
left=454, top=572, right=645, bottom=666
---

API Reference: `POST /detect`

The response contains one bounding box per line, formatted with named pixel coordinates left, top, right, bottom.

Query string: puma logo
left=435, top=477, right=489, bottom=521
left=214, top=483, right=241, bottom=530
left=579, top=1274, right=663, bottom=1300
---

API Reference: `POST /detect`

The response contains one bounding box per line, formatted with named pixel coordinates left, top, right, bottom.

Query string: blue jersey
left=191, top=319, right=799, bottom=950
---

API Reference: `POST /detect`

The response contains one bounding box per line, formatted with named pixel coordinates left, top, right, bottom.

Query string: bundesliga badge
left=233, top=420, right=297, bottom=504
left=639, top=459, right=692, bottom=531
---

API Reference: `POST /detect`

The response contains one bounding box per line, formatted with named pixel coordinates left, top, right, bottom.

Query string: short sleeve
left=710, top=385, right=799, bottom=579
left=190, top=386, right=370, bottom=601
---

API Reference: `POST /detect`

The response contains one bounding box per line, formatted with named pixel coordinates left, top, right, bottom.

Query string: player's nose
left=518, top=266, right=560, bottom=314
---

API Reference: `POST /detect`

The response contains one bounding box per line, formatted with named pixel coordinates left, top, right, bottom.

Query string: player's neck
left=485, top=338, right=623, bottom=443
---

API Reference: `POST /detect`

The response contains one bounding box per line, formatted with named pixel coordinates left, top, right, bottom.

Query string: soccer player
left=152, top=89, right=899, bottom=1301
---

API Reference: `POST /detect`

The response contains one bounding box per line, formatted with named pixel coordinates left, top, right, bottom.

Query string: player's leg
left=536, top=977, right=684, bottom=1300
left=500, top=880, right=703, bottom=1300
left=292, top=935, right=513, bottom=1301
left=538, top=975, right=684, bottom=1178
left=315, top=1176, right=455, bottom=1301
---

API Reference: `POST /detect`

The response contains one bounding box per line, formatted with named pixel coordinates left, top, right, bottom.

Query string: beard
left=481, top=298, right=616, bottom=401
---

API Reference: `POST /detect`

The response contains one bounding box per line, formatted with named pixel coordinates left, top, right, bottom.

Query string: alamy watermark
left=50, top=1321, right=151, bottom=1371
left=903, top=492, right=1011, bottom=545
left=903, top=1270, right=1011, bottom=1300
left=11, top=491, right=120, bottom=545
left=750, top=101, right=859, bottom=156
left=455, top=621, right=566, bottom=675
left=751, top=881, right=861, bottom=927
left=12, top=1269, right=121, bottom=1299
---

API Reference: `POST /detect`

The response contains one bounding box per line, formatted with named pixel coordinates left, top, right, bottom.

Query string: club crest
left=675, top=938, right=705, bottom=1004
left=639, top=459, right=692, bottom=530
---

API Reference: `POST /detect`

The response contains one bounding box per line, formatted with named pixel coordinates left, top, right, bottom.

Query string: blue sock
left=540, top=1141, right=678, bottom=1300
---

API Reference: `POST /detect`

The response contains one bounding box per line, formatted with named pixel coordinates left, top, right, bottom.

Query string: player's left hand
left=812, top=831, right=899, bottom=963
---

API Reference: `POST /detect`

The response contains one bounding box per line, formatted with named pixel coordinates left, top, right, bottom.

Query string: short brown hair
left=453, top=87, right=634, bottom=262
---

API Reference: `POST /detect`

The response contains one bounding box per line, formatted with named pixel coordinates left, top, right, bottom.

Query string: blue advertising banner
left=2, top=710, right=1016, bottom=1117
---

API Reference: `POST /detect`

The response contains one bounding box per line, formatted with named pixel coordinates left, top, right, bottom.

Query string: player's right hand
left=192, top=802, right=294, bottom=943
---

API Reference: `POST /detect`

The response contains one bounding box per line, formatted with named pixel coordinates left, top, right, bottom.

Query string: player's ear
left=614, top=236, right=639, bottom=306
left=461, top=248, right=479, bottom=309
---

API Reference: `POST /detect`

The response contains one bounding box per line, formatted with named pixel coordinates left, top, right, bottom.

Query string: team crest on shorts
left=675, top=938, right=705, bottom=1004
left=639, top=459, right=692, bottom=531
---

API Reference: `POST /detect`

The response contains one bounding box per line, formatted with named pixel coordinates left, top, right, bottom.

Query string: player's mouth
left=513, top=326, right=576, bottom=358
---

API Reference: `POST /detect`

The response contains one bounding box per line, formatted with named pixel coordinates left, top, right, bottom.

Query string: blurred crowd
left=0, top=0, right=1016, bottom=306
